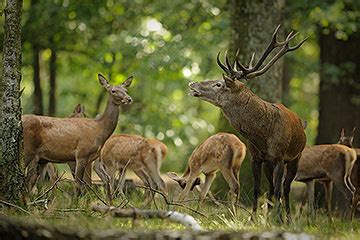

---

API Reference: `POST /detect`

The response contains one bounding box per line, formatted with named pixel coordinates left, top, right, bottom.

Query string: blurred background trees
left=1, top=0, right=358, bottom=203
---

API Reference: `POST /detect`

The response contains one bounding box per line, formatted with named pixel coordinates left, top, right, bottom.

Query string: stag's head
left=338, top=127, right=356, bottom=148
left=98, top=73, right=133, bottom=105
left=189, top=25, right=307, bottom=107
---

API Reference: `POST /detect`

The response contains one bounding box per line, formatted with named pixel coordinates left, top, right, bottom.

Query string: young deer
left=295, top=141, right=357, bottom=218
left=23, top=74, right=133, bottom=191
left=94, top=134, right=167, bottom=204
left=337, top=127, right=360, bottom=219
left=188, top=25, right=307, bottom=220
left=167, top=132, right=246, bottom=206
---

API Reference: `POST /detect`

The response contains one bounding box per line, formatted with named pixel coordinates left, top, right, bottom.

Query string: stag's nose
left=188, top=82, right=195, bottom=87
left=126, top=96, right=132, bottom=103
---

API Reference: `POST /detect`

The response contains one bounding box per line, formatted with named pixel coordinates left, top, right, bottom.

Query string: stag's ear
left=340, top=128, right=345, bottom=138
left=98, top=74, right=111, bottom=90
left=223, top=74, right=236, bottom=89
left=121, top=76, right=134, bottom=88
left=351, top=127, right=357, bottom=137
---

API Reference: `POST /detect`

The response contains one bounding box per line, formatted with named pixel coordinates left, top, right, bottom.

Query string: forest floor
left=1, top=173, right=360, bottom=239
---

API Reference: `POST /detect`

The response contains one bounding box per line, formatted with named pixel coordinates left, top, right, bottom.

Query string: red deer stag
left=337, top=127, right=360, bottom=219
left=188, top=25, right=307, bottom=221
left=23, top=74, right=133, bottom=191
left=295, top=140, right=356, bottom=219
left=94, top=134, right=167, bottom=205
left=167, top=132, right=246, bottom=207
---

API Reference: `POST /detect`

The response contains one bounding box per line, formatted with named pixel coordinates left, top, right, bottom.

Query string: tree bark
left=0, top=0, right=25, bottom=202
left=316, top=32, right=360, bottom=146
left=32, top=46, right=43, bottom=115
left=48, top=48, right=56, bottom=116
left=215, top=0, right=284, bottom=200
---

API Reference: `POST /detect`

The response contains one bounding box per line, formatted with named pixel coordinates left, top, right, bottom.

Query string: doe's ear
left=121, top=76, right=134, bottom=88
left=351, top=127, right=357, bottom=137
left=340, top=128, right=345, bottom=138
left=98, top=73, right=111, bottom=90
left=223, top=74, right=236, bottom=89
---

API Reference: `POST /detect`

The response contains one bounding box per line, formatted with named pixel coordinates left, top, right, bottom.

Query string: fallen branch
left=92, top=204, right=202, bottom=231
left=0, top=200, right=31, bottom=215
left=30, top=172, right=65, bottom=204
left=135, top=185, right=206, bottom=217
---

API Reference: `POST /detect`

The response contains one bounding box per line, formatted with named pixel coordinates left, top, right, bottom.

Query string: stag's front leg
left=273, top=160, right=285, bottom=223
left=251, top=159, right=263, bottom=215
left=264, top=161, right=274, bottom=210
left=74, top=157, right=89, bottom=195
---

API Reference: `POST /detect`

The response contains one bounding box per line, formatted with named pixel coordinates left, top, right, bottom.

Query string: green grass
left=1, top=180, right=360, bottom=239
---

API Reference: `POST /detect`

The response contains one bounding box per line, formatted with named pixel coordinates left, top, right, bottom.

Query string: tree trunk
left=214, top=0, right=284, bottom=201
left=316, top=29, right=360, bottom=210
left=48, top=48, right=56, bottom=116
left=316, top=32, right=360, bottom=146
left=32, top=47, right=43, bottom=115
left=0, top=0, right=25, bottom=203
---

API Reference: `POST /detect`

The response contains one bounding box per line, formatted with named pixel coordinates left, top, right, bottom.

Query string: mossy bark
left=0, top=0, right=25, bottom=203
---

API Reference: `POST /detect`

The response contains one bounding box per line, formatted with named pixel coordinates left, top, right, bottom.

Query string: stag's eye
left=111, top=89, right=116, bottom=94
left=214, top=83, right=222, bottom=88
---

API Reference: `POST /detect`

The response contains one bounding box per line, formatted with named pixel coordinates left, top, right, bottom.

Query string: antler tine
left=248, top=52, right=255, bottom=68
left=246, top=36, right=308, bottom=79
left=217, top=52, right=229, bottom=74
left=235, top=49, right=250, bottom=73
left=224, top=50, right=236, bottom=75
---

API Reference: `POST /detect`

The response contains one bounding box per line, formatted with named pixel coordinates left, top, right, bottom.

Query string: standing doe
left=23, top=74, right=133, bottom=191
left=188, top=25, right=307, bottom=221
left=337, top=127, right=360, bottom=219
left=167, top=132, right=246, bottom=206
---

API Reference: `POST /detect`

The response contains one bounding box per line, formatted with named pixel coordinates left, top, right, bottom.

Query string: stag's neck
left=222, top=87, right=277, bottom=150
left=97, top=95, right=120, bottom=141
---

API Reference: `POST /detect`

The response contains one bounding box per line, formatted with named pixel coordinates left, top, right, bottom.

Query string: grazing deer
left=295, top=141, right=357, bottom=218
left=94, top=134, right=167, bottom=205
left=188, top=25, right=307, bottom=221
left=167, top=132, right=246, bottom=206
left=23, top=74, right=133, bottom=191
left=337, top=127, right=360, bottom=219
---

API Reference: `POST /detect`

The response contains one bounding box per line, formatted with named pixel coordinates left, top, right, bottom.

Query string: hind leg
left=283, top=158, right=299, bottom=222
left=221, top=167, right=240, bottom=207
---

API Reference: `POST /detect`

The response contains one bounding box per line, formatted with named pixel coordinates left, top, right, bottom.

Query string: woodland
left=0, top=0, right=359, bottom=239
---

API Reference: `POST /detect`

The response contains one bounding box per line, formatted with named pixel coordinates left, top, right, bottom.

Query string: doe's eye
left=215, top=83, right=222, bottom=88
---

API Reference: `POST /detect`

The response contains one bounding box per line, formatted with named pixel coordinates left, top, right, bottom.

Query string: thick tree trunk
left=215, top=0, right=284, bottom=201
left=0, top=0, right=25, bottom=202
left=316, top=30, right=360, bottom=210
left=316, top=32, right=360, bottom=146
left=48, top=48, right=56, bottom=116
left=32, top=47, right=43, bottom=115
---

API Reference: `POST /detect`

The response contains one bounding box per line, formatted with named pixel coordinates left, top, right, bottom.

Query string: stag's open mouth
left=188, top=82, right=201, bottom=97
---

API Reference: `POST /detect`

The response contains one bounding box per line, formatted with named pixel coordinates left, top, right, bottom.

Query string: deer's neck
left=222, top=87, right=277, bottom=152
left=97, top=95, right=120, bottom=142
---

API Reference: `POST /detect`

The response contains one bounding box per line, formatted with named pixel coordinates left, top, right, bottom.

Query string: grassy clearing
left=1, top=180, right=360, bottom=239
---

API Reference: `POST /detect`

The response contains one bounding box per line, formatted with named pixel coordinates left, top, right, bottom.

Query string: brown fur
left=23, top=74, right=133, bottom=191
left=167, top=132, right=246, bottom=206
left=94, top=134, right=167, bottom=204
left=295, top=144, right=357, bottom=218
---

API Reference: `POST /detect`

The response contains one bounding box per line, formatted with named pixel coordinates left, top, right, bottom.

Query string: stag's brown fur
left=94, top=134, right=167, bottom=204
left=167, top=132, right=246, bottom=206
left=23, top=74, right=133, bottom=190
left=295, top=144, right=357, bottom=218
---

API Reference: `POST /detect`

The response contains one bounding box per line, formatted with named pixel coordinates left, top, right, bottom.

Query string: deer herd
left=21, top=25, right=359, bottom=222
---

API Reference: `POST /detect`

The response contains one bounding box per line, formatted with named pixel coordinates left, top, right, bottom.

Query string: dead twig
left=53, top=208, right=87, bottom=213
left=0, top=200, right=31, bottom=215
left=135, top=185, right=206, bottom=217
left=31, top=172, right=65, bottom=203
left=78, top=176, right=109, bottom=206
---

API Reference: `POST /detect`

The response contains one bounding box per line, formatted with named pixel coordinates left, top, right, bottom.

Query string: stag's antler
left=217, top=25, right=308, bottom=80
